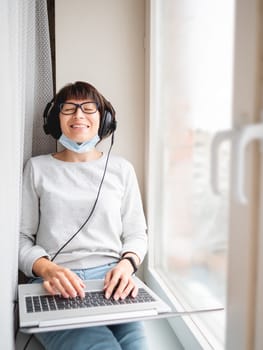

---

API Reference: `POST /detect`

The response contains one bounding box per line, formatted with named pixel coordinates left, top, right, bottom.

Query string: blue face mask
left=58, top=134, right=100, bottom=153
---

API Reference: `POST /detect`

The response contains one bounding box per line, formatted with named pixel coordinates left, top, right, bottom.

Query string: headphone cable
left=22, top=334, right=33, bottom=350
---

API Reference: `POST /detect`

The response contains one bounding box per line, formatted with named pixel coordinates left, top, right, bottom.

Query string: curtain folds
left=22, top=0, right=56, bottom=162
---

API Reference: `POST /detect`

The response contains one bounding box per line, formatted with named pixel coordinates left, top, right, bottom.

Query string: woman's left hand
left=103, top=259, right=138, bottom=300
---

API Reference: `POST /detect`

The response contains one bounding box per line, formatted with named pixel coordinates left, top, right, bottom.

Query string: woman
left=19, top=81, right=148, bottom=349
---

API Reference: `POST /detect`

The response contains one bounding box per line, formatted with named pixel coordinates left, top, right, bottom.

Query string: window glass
left=150, top=0, right=234, bottom=342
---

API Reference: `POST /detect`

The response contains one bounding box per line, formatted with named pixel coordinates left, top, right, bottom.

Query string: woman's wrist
left=120, top=253, right=140, bottom=274
left=32, top=256, right=52, bottom=278
left=122, top=252, right=140, bottom=265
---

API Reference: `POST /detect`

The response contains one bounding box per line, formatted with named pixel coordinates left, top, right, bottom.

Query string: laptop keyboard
left=25, top=288, right=156, bottom=313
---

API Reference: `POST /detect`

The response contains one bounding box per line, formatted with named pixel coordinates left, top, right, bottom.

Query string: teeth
left=71, top=125, right=88, bottom=128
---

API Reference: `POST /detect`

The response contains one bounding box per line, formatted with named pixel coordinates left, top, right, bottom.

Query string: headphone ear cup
left=43, top=99, right=62, bottom=139
left=43, top=101, right=54, bottom=135
left=99, top=109, right=117, bottom=139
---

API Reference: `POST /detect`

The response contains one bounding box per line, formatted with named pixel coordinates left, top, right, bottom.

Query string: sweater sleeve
left=19, top=159, right=50, bottom=277
left=120, top=162, right=148, bottom=262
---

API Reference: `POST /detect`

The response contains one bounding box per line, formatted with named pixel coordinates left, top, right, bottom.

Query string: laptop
left=18, top=276, right=172, bottom=333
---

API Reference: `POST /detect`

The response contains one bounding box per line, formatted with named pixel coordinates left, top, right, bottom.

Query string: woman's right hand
left=32, top=257, right=85, bottom=298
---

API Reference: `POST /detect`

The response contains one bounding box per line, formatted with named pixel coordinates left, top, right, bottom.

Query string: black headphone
left=43, top=97, right=117, bottom=140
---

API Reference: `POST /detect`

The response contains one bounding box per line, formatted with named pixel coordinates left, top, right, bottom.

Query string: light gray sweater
left=19, top=153, right=148, bottom=277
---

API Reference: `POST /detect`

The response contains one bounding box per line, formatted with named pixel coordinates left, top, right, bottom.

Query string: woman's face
left=59, top=98, right=100, bottom=143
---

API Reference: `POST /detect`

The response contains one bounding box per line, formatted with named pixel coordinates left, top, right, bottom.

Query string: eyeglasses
left=59, top=102, right=99, bottom=115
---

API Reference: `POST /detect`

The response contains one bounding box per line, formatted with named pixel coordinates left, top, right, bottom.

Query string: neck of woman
left=53, top=148, right=103, bottom=163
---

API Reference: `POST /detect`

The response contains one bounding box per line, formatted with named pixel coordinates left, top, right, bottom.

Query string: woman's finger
left=66, top=273, right=86, bottom=298
left=104, top=271, right=121, bottom=299
left=112, top=275, right=129, bottom=300
left=120, top=280, right=138, bottom=299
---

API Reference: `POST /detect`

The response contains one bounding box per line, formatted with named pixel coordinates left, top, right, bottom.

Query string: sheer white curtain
left=22, top=0, right=55, bottom=162
left=0, top=1, right=54, bottom=348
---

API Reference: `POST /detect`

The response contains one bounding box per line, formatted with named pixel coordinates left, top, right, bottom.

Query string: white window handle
left=233, top=123, right=263, bottom=204
left=211, top=129, right=235, bottom=195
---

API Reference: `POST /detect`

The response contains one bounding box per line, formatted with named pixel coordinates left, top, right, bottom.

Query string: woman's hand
left=103, top=258, right=139, bottom=300
left=33, top=257, right=85, bottom=298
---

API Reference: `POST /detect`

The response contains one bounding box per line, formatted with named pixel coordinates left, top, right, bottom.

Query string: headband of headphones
left=43, top=82, right=117, bottom=140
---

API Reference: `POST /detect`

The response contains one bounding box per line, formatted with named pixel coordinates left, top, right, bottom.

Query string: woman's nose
left=73, top=106, right=85, bottom=118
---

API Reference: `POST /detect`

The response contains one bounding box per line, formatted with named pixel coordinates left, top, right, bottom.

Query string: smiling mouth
left=70, top=124, right=89, bottom=129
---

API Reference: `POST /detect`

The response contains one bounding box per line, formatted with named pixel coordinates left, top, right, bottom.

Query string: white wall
left=55, top=0, right=146, bottom=196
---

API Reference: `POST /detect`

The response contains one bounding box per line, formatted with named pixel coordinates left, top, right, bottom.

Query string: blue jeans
left=33, top=263, right=148, bottom=350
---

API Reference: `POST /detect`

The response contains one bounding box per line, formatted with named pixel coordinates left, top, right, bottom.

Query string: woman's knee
left=109, top=322, right=148, bottom=350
